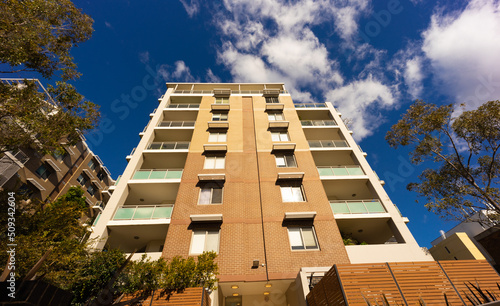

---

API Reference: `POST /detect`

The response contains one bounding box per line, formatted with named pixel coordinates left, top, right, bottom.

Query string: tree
left=0, top=0, right=99, bottom=154
left=386, top=100, right=500, bottom=222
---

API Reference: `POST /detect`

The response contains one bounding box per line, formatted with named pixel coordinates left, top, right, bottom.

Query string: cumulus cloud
left=422, top=0, right=500, bottom=108
left=403, top=57, right=424, bottom=100
left=325, top=76, right=396, bottom=140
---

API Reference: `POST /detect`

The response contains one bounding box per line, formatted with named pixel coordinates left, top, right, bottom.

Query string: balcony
left=301, top=120, right=337, bottom=127
left=330, top=200, right=386, bottom=215
left=317, top=166, right=365, bottom=177
left=308, top=140, right=349, bottom=149
left=132, top=169, right=183, bottom=180
left=157, top=121, right=195, bottom=128
left=112, top=204, right=173, bottom=221
left=146, top=142, right=190, bottom=151
left=166, top=103, right=199, bottom=109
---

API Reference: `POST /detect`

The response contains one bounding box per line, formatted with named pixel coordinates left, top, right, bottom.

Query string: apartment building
left=0, top=78, right=114, bottom=219
left=90, top=83, right=431, bottom=305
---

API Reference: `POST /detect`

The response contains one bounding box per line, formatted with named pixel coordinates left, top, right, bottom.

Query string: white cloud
left=404, top=56, right=424, bottom=100
left=325, top=76, right=396, bottom=140
left=138, top=51, right=150, bottom=65
left=206, top=69, right=221, bottom=83
left=171, top=61, right=198, bottom=82
left=179, top=0, right=200, bottom=17
left=422, top=0, right=500, bottom=108
left=104, top=21, right=112, bottom=29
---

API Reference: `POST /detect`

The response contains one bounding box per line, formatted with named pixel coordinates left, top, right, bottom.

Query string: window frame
left=265, top=97, right=280, bottom=103
left=271, top=131, right=290, bottom=142
left=212, top=112, right=228, bottom=121
left=88, top=159, right=97, bottom=171
left=214, top=97, right=229, bottom=104
left=268, top=111, right=284, bottom=121
left=35, top=164, right=51, bottom=180
left=77, top=174, right=87, bottom=186
left=189, top=229, right=220, bottom=255
left=280, top=181, right=306, bottom=202
left=87, top=184, right=96, bottom=197
left=204, top=154, right=226, bottom=169
left=208, top=131, right=227, bottom=142
left=198, top=185, right=224, bottom=204
left=287, top=226, right=320, bottom=251
left=275, top=152, right=297, bottom=168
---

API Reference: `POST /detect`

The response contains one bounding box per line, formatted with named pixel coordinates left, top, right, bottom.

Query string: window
left=204, top=155, right=225, bottom=169
left=88, top=159, right=97, bottom=170
left=265, top=97, right=279, bottom=103
left=215, top=97, right=229, bottom=104
left=17, top=183, right=33, bottom=196
left=280, top=182, right=305, bottom=202
left=35, top=165, right=51, bottom=180
left=97, top=171, right=105, bottom=181
left=190, top=230, right=220, bottom=255
left=212, top=113, right=228, bottom=121
left=87, top=184, right=96, bottom=196
left=208, top=132, right=227, bottom=142
left=77, top=174, right=87, bottom=186
left=53, top=150, right=66, bottom=162
left=271, top=131, right=289, bottom=142
left=288, top=227, right=319, bottom=250
left=275, top=153, right=297, bottom=168
left=268, top=112, right=284, bottom=121
left=199, top=184, right=223, bottom=204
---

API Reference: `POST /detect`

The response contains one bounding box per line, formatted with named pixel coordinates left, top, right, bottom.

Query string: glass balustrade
left=308, top=140, right=349, bottom=148
left=113, top=205, right=173, bottom=220
left=157, top=121, right=195, bottom=127
left=293, top=103, right=327, bottom=108
left=166, top=104, right=200, bottom=108
left=300, top=120, right=337, bottom=126
left=330, top=200, right=386, bottom=214
left=317, top=166, right=365, bottom=176
left=132, top=169, right=183, bottom=180
left=147, top=142, right=190, bottom=150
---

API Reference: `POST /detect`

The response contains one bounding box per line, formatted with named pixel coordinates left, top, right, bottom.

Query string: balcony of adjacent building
left=164, top=95, right=202, bottom=111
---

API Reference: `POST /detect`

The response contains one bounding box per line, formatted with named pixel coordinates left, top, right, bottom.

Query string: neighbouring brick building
left=90, top=83, right=432, bottom=305
left=0, top=78, right=114, bottom=221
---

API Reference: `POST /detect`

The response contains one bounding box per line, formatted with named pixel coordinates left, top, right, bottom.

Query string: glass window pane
left=271, top=133, right=280, bottom=142
left=149, top=170, right=166, bottom=179
left=152, top=207, right=172, bottom=218
left=133, top=207, right=154, bottom=219
left=365, top=201, right=385, bottom=213
left=292, top=186, right=304, bottom=202
left=133, top=170, right=150, bottom=179
left=149, top=143, right=161, bottom=150
left=323, top=140, right=335, bottom=147
left=280, top=133, right=289, bottom=141
left=288, top=228, right=304, bottom=250
left=215, top=157, right=225, bottom=169
left=114, top=207, right=135, bottom=220
left=276, top=113, right=284, bottom=120
left=176, top=142, right=189, bottom=149
left=208, top=133, right=217, bottom=142
left=275, top=156, right=286, bottom=167
left=281, top=187, right=293, bottom=202
left=204, top=157, right=216, bottom=169
left=199, top=188, right=211, bottom=204
left=309, top=141, right=321, bottom=148
left=212, top=187, right=223, bottom=204
left=347, top=166, right=364, bottom=175
left=205, top=231, right=219, bottom=252
left=335, top=140, right=348, bottom=147
left=302, top=228, right=318, bottom=249
left=191, top=231, right=206, bottom=254
left=331, top=203, right=350, bottom=214
left=285, top=155, right=296, bottom=167
left=349, top=202, right=367, bottom=214
left=332, top=168, right=349, bottom=176
left=219, top=133, right=227, bottom=142
left=162, top=143, right=175, bottom=149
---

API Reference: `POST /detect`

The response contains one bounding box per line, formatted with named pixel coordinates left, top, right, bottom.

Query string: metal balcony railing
left=300, top=120, right=337, bottom=126
left=157, top=121, right=195, bottom=127
left=330, top=200, right=386, bottom=214
left=132, top=169, right=183, bottom=180
left=147, top=142, right=190, bottom=150
left=294, top=103, right=326, bottom=108
left=317, top=166, right=365, bottom=176
left=113, top=204, right=174, bottom=220
left=173, top=90, right=288, bottom=94
left=166, top=104, right=200, bottom=108
left=308, top=140, right=349, bottom=148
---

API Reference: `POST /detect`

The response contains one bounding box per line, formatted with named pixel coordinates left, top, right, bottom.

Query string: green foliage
left=0, top=187, right=90, bottom=279
left=120, top=252, right=219, bottom=300
left=386, top=100, right=500, bottom=221
left=0, top=0, right=93, bottom=80
left=0, top=0, right=99, bottom=154
left=69, top=249, right=127, bottom=305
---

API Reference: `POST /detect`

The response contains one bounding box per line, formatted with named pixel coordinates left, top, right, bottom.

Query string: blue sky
left=16, top=0, right=500, bottom=247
